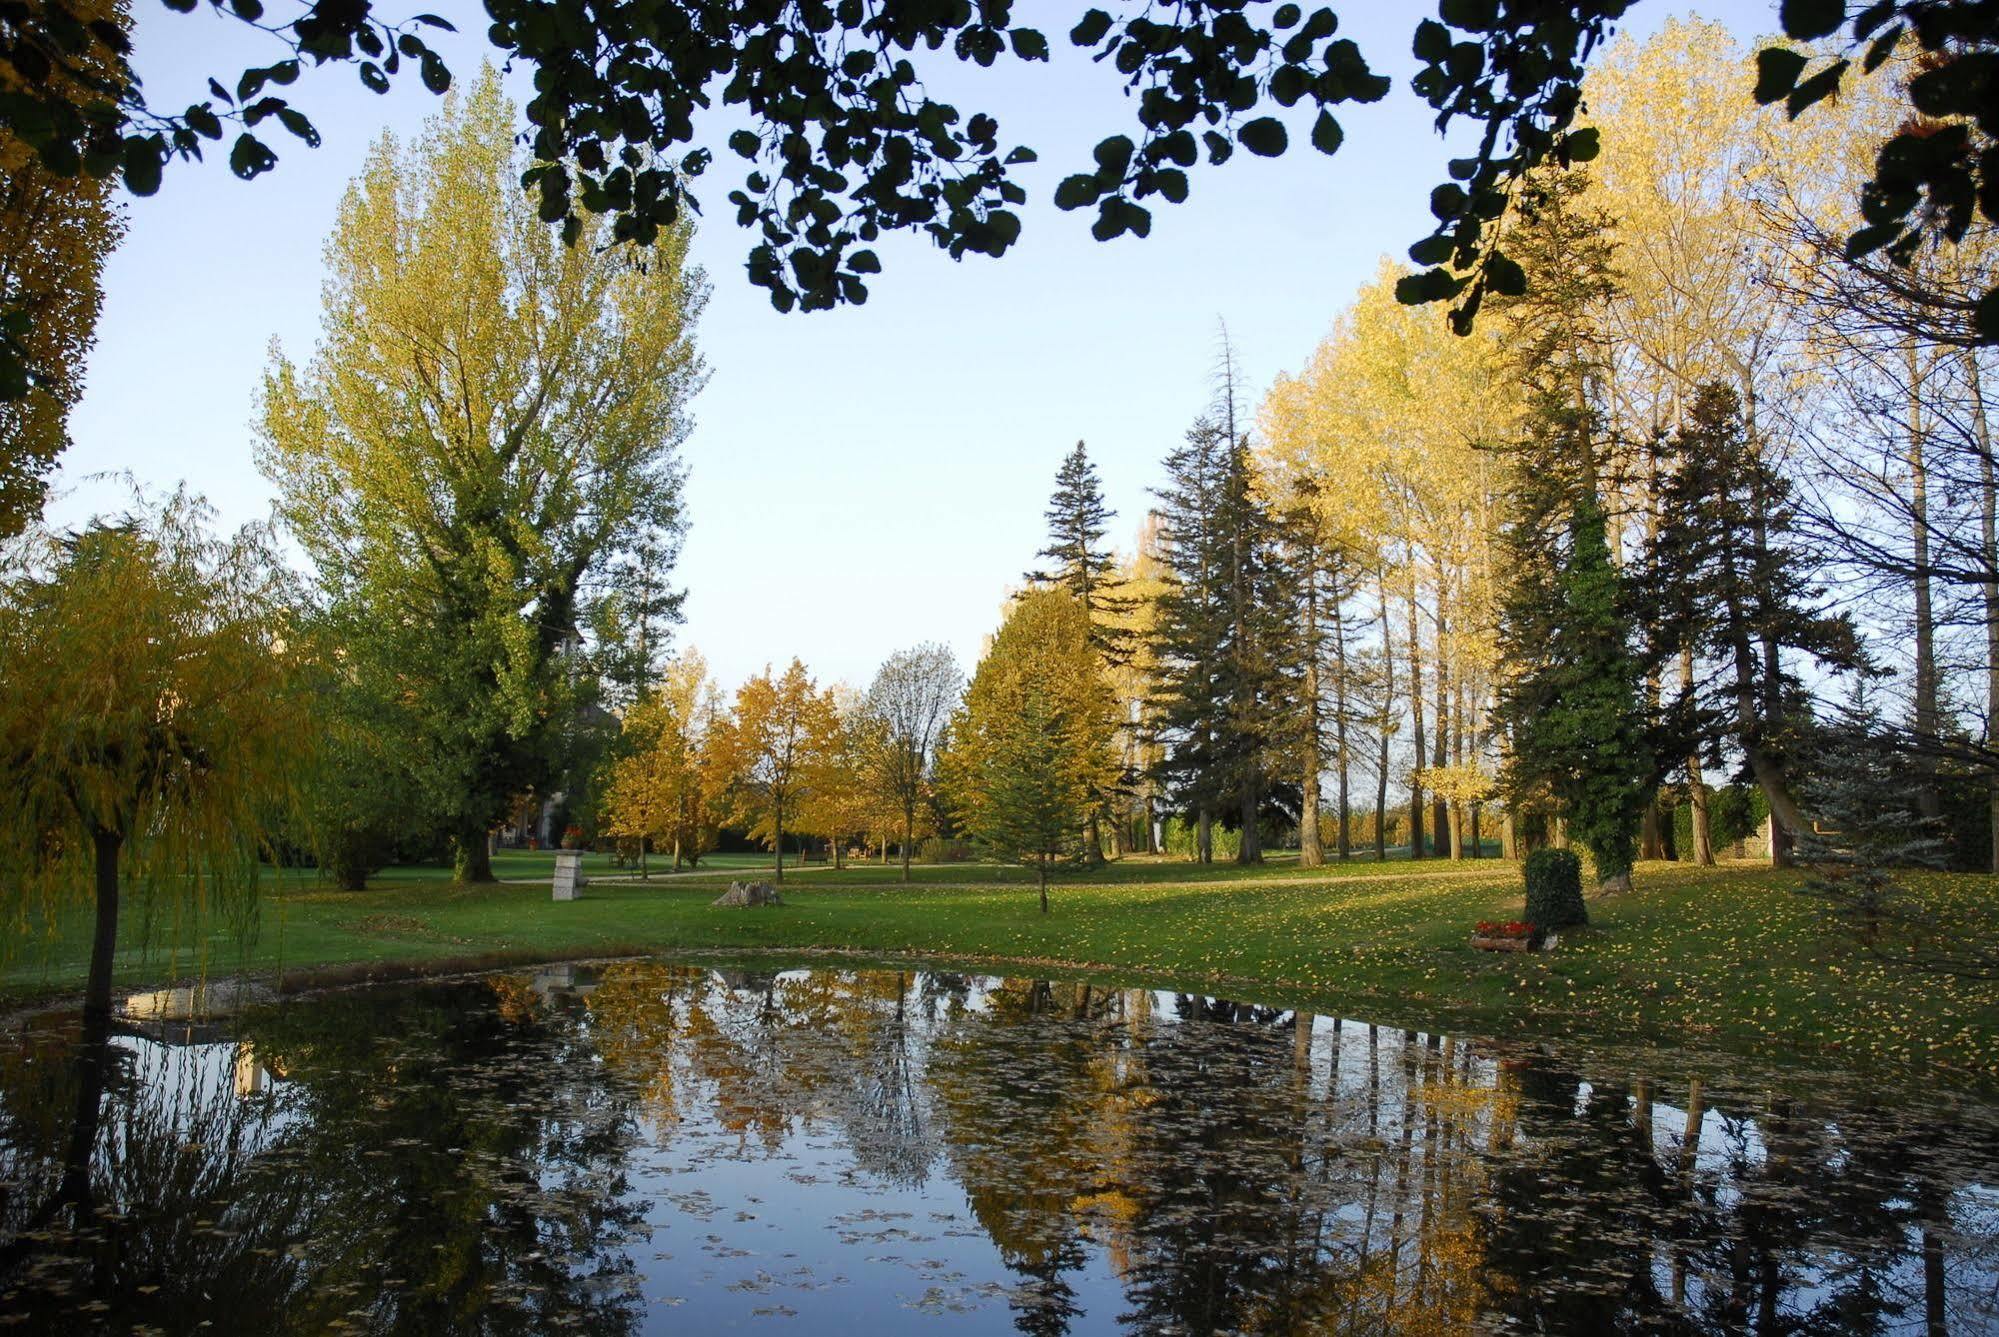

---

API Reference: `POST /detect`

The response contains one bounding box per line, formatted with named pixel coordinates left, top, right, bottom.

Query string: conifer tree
left=1647, top=383, right=1866, bottom=864
left=1150, top=419, right=1299, bottom=864
left=1493, top=167, right=1654, bottom=892
left=1027, top=440, right=1133, bottom=664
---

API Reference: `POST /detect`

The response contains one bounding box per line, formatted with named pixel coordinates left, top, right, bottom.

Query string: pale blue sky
left=52, top=1, right=1772, bottom=691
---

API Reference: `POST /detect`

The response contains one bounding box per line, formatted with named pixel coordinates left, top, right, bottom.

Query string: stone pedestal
left=552, top=850, right=586, bottom=901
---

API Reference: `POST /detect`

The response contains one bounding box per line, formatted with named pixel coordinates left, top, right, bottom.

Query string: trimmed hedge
left=1524, top=848, right=1588, bottom=930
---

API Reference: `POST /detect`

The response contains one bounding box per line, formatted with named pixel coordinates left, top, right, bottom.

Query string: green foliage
left=1796, top=696, right=1950, bottom=943
left=1150, top=373, right=1302, bottom=863
left=1026, top=441, right=1134, bottom=665
left=256, top=70, right=705, bottom=881
left=1161, top=817, right=1241, bottom=861
left=1523, top=848, right=1587, bottom=930
left=1492, top=177, right=1650, bottom=891
left=941, top=588, right=1119, bottom=907
left=0, top=488, right=308, bottom=1011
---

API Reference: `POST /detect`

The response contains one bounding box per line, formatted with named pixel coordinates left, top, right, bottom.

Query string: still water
left=3, top=962, right=1998, bottom=1333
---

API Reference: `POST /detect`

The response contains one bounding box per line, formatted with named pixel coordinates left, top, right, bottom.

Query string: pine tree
left=1027, top=440, right=1134, bottom=664
left=1492, top=166, right=1654, bottom=892
left=1150, top=420, right=1299, bottom=864
left=1647, top=383, right=1866, bottom=865
left=1796, top=686, right=1949, bottom=944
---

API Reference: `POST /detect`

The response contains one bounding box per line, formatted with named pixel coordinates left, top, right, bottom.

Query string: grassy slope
left=5, top=853, right=1997, bottom=1084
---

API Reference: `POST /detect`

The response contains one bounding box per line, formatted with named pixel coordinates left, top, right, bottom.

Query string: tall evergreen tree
left=1493, top=167, right=1654, bottom=892
left=1151, top=419, right=1299, bottom=864
left=1027, top=440, right=1134, bottom=664
left=1647, top=383, right=1866, bottom=865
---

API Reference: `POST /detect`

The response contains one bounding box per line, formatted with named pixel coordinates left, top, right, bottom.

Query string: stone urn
left=552, top=849, right=588, bottom=902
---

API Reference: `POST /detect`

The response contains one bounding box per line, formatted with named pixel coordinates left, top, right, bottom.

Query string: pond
left=4, top=961, right=1999, bottom=1333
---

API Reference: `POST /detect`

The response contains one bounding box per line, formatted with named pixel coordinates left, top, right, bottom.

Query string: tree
left=942, top=589, right=1118, bottom=911
left=1648, top=383, right=1866, bottom=866
left=863, top=643, right=962, bottom=882
left=1027, top=441, right=1134, bottom=664
left=0, top=491, right=305, bottom=1024
left=708, top=660, right=837, bottom=881
left=798, top=686, right=878, bottom=869
left=0, top=491, right=306, bottom=1243
left=1150, top=365, right=1300, bottom=867
left=1491, top=166, right=1654, bottom=893
left=0, top=0, right=126, bottom=537
left=256, top=68, right=706, bottom=883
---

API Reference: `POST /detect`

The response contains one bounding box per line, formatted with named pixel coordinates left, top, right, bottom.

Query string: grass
left=6, top=852, right=1998, bottom=1086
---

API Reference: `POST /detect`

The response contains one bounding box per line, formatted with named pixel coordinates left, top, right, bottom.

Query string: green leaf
left=729, top=129, right=760, bottom=159
left=228, top=132, right=276, bottom=180
left=1978, top=285, right=1999, bottom=344
left=848, top=248, right=881, bottom=273
left=1012, top=29, right=1050, bottom=61
left=1486, top=250, right=1527, bottom=297
left=1407, top=233, right=1455, bottom=266
left=121, top=137, right=162, bottom=196
left=1786, top=59, right=1849, bottom=118
left=1070, top=9, right=1113, bottom=46
left=1237, top=117, right=1287, bottom=157
left=1273, top=4, right=1301, bottom=28
left=1778, top=0, right=1846, bottom=41
left=1753, top=47, right=1809, bottom=104
left=1310, top=110, right=1343, bottom=155
left=1563, top=126, right=1600, bottom=162
left=1053, top=174, right=1099, bottom=210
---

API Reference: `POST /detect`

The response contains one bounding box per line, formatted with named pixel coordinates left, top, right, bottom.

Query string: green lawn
left=6, top=853, right=1997, bottom=1086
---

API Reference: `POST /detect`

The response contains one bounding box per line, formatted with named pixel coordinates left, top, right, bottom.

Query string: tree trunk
left=1682, top=649, right=1715, bottom=866
left=1376, top=567, right=1394, bottom=863
left=1501, top=810, right=1518, bottom=861
left=902, top=803, right=915, bottom=882
left=773, top=799, right=785, bottom=881
left=1239, top=771, right=1262, bottom=864
left=1300, top=542, right=1324, bottom=868
left=1038, top=858, right=1049, bottom=914
left=86, top=829, right=121, bottom=1031
left=1910, top=342, right=1941, bottom=819
left=454, top=822, right=496, bottom=884
left=1196, top=804, right=1212, bottom=864
left=1332, top=594, right=1351, bottom=860
left=1971, top=350, right=1999, bottom=873
left=1407, top=576, right=1426, bottom=859
left=1431, top=606, right=1449, bottom=856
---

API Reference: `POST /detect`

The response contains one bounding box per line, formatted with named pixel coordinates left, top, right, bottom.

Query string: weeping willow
left=0, top=487, right=308, bottom=1023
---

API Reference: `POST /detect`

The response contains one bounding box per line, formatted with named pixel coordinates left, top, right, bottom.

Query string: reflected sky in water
left=5, top=961, right=1999, bottom=1333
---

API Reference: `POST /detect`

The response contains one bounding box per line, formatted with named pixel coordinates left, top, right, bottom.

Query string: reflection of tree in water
left=0, top=1018, right=308, bottom=1330
left=1, top=981, right=652, bottom=1335
left=9, top=965, right=1999, bottom=1334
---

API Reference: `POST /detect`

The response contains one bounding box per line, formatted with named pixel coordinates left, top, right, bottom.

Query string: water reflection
left=4, top=963, right=1998, bottom=1333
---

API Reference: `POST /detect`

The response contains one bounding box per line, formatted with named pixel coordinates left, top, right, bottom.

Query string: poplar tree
left=256, top=68, right=706, bottom=882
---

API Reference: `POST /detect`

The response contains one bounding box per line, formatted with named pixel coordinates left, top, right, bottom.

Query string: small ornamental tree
left=0, top=492, right=307, bottom=1027
left=1523, top=848, right=1587, bottom=931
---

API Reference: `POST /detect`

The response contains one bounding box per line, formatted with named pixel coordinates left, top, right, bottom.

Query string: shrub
left=1523, top=848, right=1587, bottom=930
left=919, top=837, right=973, bottom=863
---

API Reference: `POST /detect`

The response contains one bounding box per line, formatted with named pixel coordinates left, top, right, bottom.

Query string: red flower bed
left=1473, top=920, right=1537, bottom=940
